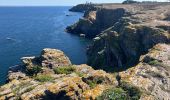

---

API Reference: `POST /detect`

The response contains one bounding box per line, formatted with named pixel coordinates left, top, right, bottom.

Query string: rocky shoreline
left=1, top=44, right=170, bottom=100
left=0, top=3, right=170, bottom=100
left=67, top=3, right=170, bottom=71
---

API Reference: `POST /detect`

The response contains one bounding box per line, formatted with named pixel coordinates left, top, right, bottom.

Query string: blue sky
left=0, top=0, right=167, bottom=6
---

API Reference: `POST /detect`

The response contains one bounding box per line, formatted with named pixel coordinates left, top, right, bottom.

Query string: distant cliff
left=67, top=3, right=170, bottom=70
left=69, top=3, right=98, bottom=12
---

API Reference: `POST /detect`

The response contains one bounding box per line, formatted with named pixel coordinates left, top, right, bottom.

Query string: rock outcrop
left=87, top=21, right=170, bottom=71
left=1, top=44, right=169, bottom=100
left=69, top=3, right=98, bottom=12
left=120, top=44, right=170, bottom=100
left=67, top=7, right=127, bottom=38
left=79, top=3, right=170, bottom=70
left=1, top=3, right=170, bottom=100
left=0, top=49, right=118, bottom=100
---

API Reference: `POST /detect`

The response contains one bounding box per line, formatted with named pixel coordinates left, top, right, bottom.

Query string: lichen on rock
left=0, top=49, right=118, bottom=100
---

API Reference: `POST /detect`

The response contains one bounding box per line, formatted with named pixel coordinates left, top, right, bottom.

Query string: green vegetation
left=86, top=80, right=97, bottom=88
left=148, top=60, right=161, bottom=66
left=120, top=81, right=141, bottom=100
left=53, top=66, right=75, bottom=74
left=83, top=77, right=104, bottom=88
left=96, top=88, right=128, bottom=100
left=97, top=81, right=142, bottom=100
left=148, top=59, right=168, bottom=68
left=75, top=72, right=85, bottom=77
left=35, top=75, right=54, bottom=82
left=26, top=65, right=42, bottom=76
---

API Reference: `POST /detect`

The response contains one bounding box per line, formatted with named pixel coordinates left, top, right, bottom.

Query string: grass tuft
left=35, top=75, right=53, bottom=82
left=53, top=66, right=75, bottom=74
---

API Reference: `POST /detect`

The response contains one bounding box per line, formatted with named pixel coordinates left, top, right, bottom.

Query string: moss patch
left=96, top=88, right=129, bottom=100
left=120, top=81, right=142, bottom=100
left=53, top=66, right=75, bottom=75
left=26, top=65, right=42, bottom=76
left=97, top=81, right=142, bottom=100
left=82, top=77, right=104, bottom=88
left=35, top=75, right=54, bottom=82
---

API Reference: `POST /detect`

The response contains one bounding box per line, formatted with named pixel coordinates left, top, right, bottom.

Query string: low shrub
left=26, top=65, right=42, bottom=76
left=82, top=77, right=104, bottom=88
left=120, top=81, right=142, bottom=100
left=148, top=60, right=161, bottom=66
left=96, top=88, right=129, bottom=100
left=97, top=81, right=142, bottom=100
left=35, top=75, right=53, bottom=82
left=75, top=72, right=85, bottom=77
left=53, top=66, right=75, bottom=74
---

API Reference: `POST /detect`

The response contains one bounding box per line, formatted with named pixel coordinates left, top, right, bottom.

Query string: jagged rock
left=0, top=49, right=117, bottom=100
left=7, top=72, right=28, bottom=82
left=40, top=48, right=71, bottom=68
left=67, top=3, right=170, bottom=70
left=119, top=44, right=170, bottom=100
left=66, top=7, right=126, bottom=38
left=87, top=21, right=170, bottom=71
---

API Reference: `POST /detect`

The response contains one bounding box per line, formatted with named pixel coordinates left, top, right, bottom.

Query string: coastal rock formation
left=67, top=7, right=127, bottom=38
left=0, top=44, right=170, bottom=99
left=1, top=3, right=170, bottom=100
left=0, top=49, right=118, bottom=100
left=87, top=22, right=170, bottom=71
left=1, top=44, right=170, bottom=100
left=72, top=3, right=170, bottom=70
left=120, top=44, right=170, bottom=100
left=69, top=3, right=98, bottom=12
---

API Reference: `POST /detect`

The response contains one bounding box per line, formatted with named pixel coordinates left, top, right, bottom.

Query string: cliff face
left=87, top=21, right=169, bottom=71
left=120, top=44, right=170, bottom=99
left=0, top=44, right=169, bottom=100
left=83, top=4, right=170, bottom=71
left=66, top=8, right=127, bottom=38
left=1, top=3, right=170, bottom=100
left=0, top=49, right=118, bottom=100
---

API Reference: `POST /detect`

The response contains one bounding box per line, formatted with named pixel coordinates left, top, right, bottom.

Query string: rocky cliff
left=69, top=3, right=98, bottom=12
left=0, top=48, right=118, bottom=100
left=0, top=45, right=169, bottom=100
left=66, top=5, right=128, bottom=38
left=67, top=3, right=170, bottom=71
left=120, top=44, right=170, bottom=100
left=1, top=3, right=170, bottom=100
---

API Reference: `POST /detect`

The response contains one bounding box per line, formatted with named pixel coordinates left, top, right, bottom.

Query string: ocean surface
left=0, top=6, right=90, bottom=85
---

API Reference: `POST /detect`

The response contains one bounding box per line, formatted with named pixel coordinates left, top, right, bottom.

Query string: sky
left=0, top=0, right=167, bottom=6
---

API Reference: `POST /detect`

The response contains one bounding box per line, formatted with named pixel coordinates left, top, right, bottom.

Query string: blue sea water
left=0, top=6, right=90, bottom=85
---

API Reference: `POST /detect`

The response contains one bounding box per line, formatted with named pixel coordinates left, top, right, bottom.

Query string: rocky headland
left=1, top=44, right=170, bottom=100
left=0, top=3, right=170, bottom=100
left=67, top=3, right=170, bottom=71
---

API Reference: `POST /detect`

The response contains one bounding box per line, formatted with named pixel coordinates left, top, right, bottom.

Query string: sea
left=0, top=6, right=91, bottom=85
